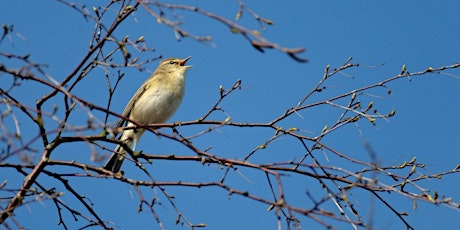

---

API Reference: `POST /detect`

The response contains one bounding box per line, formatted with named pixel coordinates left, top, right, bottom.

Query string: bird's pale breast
left=130, top=75, right=185, bottom=124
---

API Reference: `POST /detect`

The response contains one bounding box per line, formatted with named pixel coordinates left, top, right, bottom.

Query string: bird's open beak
left=179, top=56, right=192, bottom=68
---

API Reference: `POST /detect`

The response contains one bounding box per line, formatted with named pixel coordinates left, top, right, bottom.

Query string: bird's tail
left=103, top=144, right=126, bottom=173
left=103, top=128, right=139, bottom=173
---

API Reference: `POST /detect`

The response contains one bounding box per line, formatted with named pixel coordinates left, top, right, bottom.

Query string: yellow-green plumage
left=104, top=56, right=191, bottom=173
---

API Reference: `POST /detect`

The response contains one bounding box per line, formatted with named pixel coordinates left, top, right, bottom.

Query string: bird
left=103, top=56, right=192, bottom=173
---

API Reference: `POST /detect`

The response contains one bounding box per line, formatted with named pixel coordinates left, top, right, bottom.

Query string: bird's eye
left=169, top=61, right=176, bottom=65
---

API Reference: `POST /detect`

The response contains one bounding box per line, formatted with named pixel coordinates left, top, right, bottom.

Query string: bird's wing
left=116, top=81, right=150, bottom=128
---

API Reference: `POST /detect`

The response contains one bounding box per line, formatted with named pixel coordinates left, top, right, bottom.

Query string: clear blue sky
left=1, top=0, right=460, bottom=229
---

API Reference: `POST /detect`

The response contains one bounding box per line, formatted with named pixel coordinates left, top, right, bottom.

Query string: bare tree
left=1, top=1, right=459, bottom=229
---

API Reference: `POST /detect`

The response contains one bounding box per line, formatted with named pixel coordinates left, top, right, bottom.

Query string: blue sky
left=1, top=0, right=460, bottom=229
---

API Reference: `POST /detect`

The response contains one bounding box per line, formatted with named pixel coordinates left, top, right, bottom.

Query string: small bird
left=104, top=56, right=192, bottom=173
